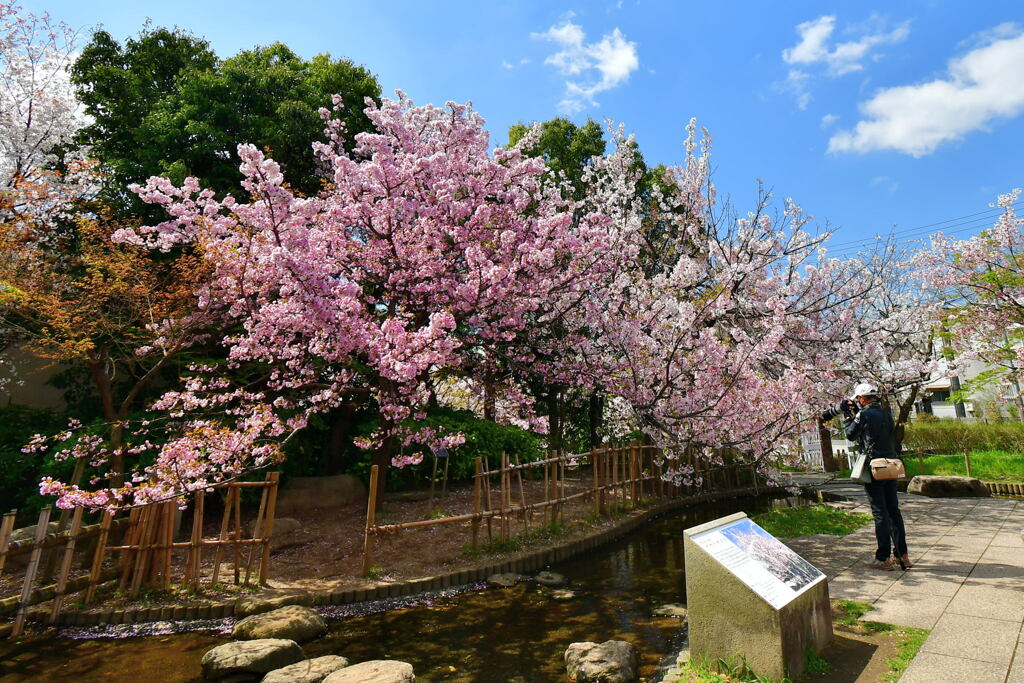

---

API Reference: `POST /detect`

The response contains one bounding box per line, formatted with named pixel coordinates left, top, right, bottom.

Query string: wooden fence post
left=258, top=472, right=279, bottom=586
left=362, top=465, right=380, bottom=576
left=85, top=511, right=112, bottom=604
left=592, top=449, right=601, bottom=517
left=963, top=448, right=972, bottom=478
left=13, top=506, right=51, bottom=636
left=0, top=509, right=16, bottom=575
left=472, top=459, right=482, bottom=550
left=514, top=455, right=529, bottom=534
left=186, top=490, right=205, bottom=587
left=49, top=505, right=84, bottom=624
left=483, top=456, right=494, bottom=542
left=210, top=488, right=234, bottom=587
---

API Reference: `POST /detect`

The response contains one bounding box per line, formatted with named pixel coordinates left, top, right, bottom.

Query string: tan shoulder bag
left=869, top=458, right=905, bottom=481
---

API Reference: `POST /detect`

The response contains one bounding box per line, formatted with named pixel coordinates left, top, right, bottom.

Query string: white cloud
left=501, top=60, right=515, bottom=70
left=820, top=113, right=839, bottom=128
left=783, top=14, right=910, bottom=76
left=829, top=28, right=1024, bottom=156
left=532, top=21, right=639, bottom=113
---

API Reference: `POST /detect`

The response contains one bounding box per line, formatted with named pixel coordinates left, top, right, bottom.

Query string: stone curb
left=39, top=485, right=781, bottom=629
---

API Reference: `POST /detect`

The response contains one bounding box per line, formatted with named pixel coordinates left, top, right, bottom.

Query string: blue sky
left=25, top=0, right=1024, bottom=255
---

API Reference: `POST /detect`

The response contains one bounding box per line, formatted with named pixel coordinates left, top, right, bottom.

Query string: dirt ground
left=1, top=469, right=637, bottom=608
left=267, top=473, right=607, bottom=589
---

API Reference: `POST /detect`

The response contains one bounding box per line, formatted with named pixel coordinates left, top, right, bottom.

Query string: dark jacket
left=844, top=401, right=897, bottom=459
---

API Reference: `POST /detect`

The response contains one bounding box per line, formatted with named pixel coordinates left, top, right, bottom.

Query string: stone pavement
left=784, top=473, right=1023, bottom=682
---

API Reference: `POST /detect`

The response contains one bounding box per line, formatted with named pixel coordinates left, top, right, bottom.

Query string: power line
left=826, top=200, right=1021, bottom=251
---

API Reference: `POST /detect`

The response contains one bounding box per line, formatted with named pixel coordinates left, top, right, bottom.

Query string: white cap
left=852, top=382, right=880, bottom=398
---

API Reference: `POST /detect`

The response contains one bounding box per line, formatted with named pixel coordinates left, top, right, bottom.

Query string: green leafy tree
left=72, top=26, right=381, bottom=213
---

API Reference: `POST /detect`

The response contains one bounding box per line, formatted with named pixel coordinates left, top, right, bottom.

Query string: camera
left=820, top=398, right=859, bottom=422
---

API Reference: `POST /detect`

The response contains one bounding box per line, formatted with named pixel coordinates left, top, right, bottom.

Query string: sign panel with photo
left=690, top=517, right=825, bottom=609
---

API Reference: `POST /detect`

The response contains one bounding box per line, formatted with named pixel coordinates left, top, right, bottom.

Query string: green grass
left=804, top=648, right=832, bottom=676
left=833, top=600, right=929, bottom=683
left=674, top=655, right=788, bottom=683
left=751, top=505, right=872, bottom=538
left=839, top=450, right=1024, bottom=482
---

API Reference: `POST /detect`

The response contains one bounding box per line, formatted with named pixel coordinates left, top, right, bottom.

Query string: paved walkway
left=786, top=473, right=1023, bottom=682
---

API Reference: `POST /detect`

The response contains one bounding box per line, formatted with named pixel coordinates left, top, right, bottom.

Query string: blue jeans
left=864, top=479, right=908, bottom=561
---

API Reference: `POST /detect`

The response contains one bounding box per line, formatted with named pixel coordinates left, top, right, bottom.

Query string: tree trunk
left=547, top=387, right=562, bottom=452
left=325, top=403, right=354, bottom=475
left=894, top=385, right=920, bottom=453
left=87, top=351, right=125, bottom=487
left=588, top=391, right=603, bottom=451
left=817, top=419, right=836, bottom=472
left=483, top=366, right=496, bottom=422
left=371, top=435, right=391, bottom=510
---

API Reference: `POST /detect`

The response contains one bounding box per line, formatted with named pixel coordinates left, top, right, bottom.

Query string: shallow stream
left=0, top=494, right=808, bottom=682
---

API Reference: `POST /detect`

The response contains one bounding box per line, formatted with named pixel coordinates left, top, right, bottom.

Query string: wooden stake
left=259, top=472, right=279, bottom=586
left=361, top=465, right=379, bottom=576
left=472, top=458, right=482, bottom=550
left=163, top=501, right=175, bottom=589
left=244, top=482, right=269, bottom=585
left=232, top=486, right=242, bottom=584
left=49, top=506, right=84, bottom=624
left=483, top=456, right=494, bottom=542
left=543, top=456, right=550, bottom=525
left=0, top=509, right=16, bottom=576
left=85, top=511, right=112, bottom=604
left=499, top=453, right=509, bottom=541
left=514, top=455, right=529, bottom=533
left=118, top=507, right=141, bottom=590
left=963, top=448, right=972, bottom=478
left=130, top=504, right=157, bottom=596
left=210, top=488, right=233, bottom=587
left=593, top=449, right=602, bottom=516
left=186, top=490, right=205, bottom=587
left=41, top=459, right=85, bottom=583
left=13, top=506, right=51, bottom=636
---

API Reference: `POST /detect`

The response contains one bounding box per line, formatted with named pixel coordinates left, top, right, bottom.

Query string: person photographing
left=823, top=383, right=910, bottom=570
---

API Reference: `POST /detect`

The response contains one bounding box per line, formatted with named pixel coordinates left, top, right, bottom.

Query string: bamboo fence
left=0, top=472, right=279, bottom=637
left=361, top=442, right=761, bottom=574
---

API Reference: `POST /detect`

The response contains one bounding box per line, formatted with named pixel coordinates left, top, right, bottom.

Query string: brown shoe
left=866, top=558, right=895, bottom=571
left=900, top=554, right=912, bottom=568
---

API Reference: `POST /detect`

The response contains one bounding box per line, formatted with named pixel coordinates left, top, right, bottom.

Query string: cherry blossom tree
left=916, top=190, right=1024, bottom=414
left=38, top=94, right=627, bottom=508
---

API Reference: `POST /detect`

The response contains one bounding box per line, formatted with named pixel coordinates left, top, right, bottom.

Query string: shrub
left=0, top=404, right=66, bottom=514
left=904, top=421, right=1024, bottom=454
left=348, top=407, right=544, bottom=490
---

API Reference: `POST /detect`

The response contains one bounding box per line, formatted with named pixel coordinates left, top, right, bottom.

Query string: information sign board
left=690, top=516, right=825, bottom=610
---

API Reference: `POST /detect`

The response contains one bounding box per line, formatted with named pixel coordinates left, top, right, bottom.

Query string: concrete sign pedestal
left=684, top=512, right=832, bottom=681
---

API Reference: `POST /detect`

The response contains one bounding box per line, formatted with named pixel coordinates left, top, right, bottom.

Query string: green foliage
left=72, top=25, right=381, bottom=215
left=832, top=600, right=929, bottom=683
left=804, top=649, right=832, bottom=676
left=348, top=407, right=543, bottom=490
left=885, top=450, right=1024, bottom=481
left=508, top=118, right=606, bottom=200
left=751, top=505, right=872, bottom=538
left=0, top=404, right=65, bottom=513
left=904, top=420, right=1024, bottom=453
left=365, top=566, right=387, bottom=580
left=674, top=654, right=789, bottom=683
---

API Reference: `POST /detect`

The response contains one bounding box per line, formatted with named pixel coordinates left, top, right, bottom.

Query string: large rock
left=535, top=570, right=567, bottom=586
left=907, top=475, right=990, bottom=498
left=201, top=639, right=304, bottom=680
left=323, top=660, right=415, bottom=683
left=277, top=475, right=366, bottom=514
left=261, top=655, right=349, bottom=683
left=233, top=605, right=327, bottom=643
left=486, top=573, right=527, bottom=588
left=235, top=590, right=315, bottom=619
left=652, top=603, right=688, bottom=618
left=245, top=517, right=303, bottom=553
left=564, top=640, right=639, bottom=683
